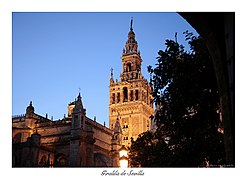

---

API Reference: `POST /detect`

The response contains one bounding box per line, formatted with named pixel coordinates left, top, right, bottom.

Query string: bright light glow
left=120, top=158, right=128, bottom=168
left=119, top=149, right=128, bottom=158
left=119, top=145, right=128, bottom=168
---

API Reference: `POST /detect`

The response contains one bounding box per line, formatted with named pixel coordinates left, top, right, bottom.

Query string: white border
left=0, top=0, right=244, bottom=179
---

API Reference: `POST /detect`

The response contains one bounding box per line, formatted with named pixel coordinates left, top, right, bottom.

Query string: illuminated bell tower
left=109, top=19, right=154, bottom=147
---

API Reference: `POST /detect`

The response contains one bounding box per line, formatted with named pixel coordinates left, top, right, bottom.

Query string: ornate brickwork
left=109, top=19, right=154, bottom=147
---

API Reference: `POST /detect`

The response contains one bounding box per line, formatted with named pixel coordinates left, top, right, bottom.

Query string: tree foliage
left=129, top=32, right=226, bottom=167
left=129, top=131, right=171, bottom=167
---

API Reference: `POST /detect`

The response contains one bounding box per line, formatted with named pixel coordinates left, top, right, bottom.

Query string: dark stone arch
left=179, top=12, right=235, bottom=166
left=54, top=153, right=68, bottom=167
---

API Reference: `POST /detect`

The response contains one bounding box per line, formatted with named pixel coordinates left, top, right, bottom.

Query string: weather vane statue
left=130, top=17, right=133, bottom=31
left=110, top=68, right=114, bottom=78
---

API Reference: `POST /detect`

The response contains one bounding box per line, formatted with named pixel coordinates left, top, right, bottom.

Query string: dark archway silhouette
left=179, top=12, right=235, bottom=166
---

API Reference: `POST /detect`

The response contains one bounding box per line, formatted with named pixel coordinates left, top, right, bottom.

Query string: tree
left=129, top=32, right=225, bottom=167
left=129, top=131, right=171, bottom=167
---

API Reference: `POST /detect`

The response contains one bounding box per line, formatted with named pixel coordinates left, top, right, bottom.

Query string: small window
left=123, top=87, right=128, bottom=102
left=57, top=156, right=67, bottom=167
left=112, top=93, right=115, bottom=104
left=117, top=92, right=120, bottom=103
left=135, top=90, right=139, bottom=100
left=130, top=90, right=133, bottom=101
left=127, top=63, right=131, bottom=72
left=123, top=122, right=129, bottom=128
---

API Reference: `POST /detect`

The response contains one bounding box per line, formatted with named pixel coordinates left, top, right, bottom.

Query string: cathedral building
left=109, top=19, right=154, bottom=147
left=12, top=19, right=154, bottom=167
left=12, top=95, right=115, bottom=167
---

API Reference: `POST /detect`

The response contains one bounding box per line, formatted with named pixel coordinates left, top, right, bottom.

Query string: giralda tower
left=109, top=19, right=154, bottom=147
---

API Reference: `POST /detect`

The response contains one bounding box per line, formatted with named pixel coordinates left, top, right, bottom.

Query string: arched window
left=56, top=154, right=67, bottom=167
left=130, top=90, right=133, bottom=101
left=135, top=90, right=139, bottom=100
left=112, top=93, right=115, bottom=104
left=117, top=92, right=120, bottom=103
left=123, top=87, right=128, bottom=102
left=123, top=124, right=128, bottom=129
left=123, top=122, right=129, bottom=133
left=57, top=157, right=66, bottom=167
left=127, top=63, right=131, bottom=72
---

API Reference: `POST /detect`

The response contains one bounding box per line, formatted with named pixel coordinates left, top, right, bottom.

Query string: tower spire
left=110, top=67, right=115, bottom=84
left=123, top=17, right=138, bottom=56
left=130, top=17, right=133, bottom=31
left=110, top=68, right=113, bottom=78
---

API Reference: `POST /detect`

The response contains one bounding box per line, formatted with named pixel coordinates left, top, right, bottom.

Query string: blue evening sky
left=12, top=12, right=198, bottom=126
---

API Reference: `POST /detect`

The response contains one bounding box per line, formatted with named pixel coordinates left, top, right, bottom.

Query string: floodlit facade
left=109, top=19, right=154, bottom=147
left=12, top=19, right=154, bottom=167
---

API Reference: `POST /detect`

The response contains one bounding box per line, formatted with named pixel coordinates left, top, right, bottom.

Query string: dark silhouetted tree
left=129, top=131, right=171, bottom=167
left=129, top=32, right=225, bottom=167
